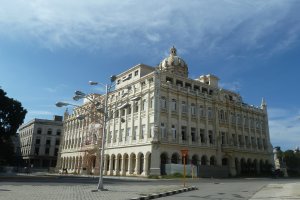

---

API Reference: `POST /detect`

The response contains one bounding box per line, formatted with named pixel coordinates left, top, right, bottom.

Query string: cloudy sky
left=1, top=0, right=300, bottom=150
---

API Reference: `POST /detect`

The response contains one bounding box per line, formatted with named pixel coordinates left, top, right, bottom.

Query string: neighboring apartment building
left=18, top=115, right=63, bottom=168
left=58, top=47, right=273, bottom=177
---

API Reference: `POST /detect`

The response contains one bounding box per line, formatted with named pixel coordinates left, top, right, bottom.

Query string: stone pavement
left=0, top=183, right=186, bottom=200
left=250, top=182, right=300, bottom=200
left=0, top=174, right=187, bottom=200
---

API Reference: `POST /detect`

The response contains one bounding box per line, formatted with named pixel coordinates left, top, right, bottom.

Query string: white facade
left=104, top=47, right=273, bottom=177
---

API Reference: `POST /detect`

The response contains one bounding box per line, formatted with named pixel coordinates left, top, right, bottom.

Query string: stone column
left=136, top=156, right=140, bottom=175
left=143, top=155, right=148, bottom=176
left=103, top=155, right=108, bottom=175
left=229, top=156, right=237, bottom=177
left=129, top=155, right=133, bottom=174
left=108, top=155, right=113, bottom=175
left=150, top=144, right=160, bottom=176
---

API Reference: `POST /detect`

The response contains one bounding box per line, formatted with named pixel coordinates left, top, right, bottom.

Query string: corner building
left=18, top=116, right=63, bottom=168
left=103, top=47, right=273, bottom=177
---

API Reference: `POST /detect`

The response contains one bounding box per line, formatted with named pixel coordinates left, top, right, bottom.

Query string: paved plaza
left=0, top=174, right=300, bottom=200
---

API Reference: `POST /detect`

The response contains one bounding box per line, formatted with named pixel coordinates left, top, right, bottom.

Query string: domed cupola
left=158, top=46, right=188, bottom=78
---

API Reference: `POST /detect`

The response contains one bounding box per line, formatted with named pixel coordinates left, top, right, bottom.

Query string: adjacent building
left=18, top=115, right=63, bottom=168
left=58, top=47, right=273, bottom=177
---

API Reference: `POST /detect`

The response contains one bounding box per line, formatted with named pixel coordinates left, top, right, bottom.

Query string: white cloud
left=268, top=107, right=300, bottom=150
left=219, top=81, right=241, bottom=92
left=0, top=0, right=299, bottom=58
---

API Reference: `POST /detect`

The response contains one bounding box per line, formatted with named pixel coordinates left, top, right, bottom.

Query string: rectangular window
left=35, top=139, right=40, bottom=145
left=191, top=127, right=196, bottom=142
left=191, top=105, right=196, bottom=116
left=149, top=124, right=154, bottom=138
left=208, top=130, right=213, bottom=144
left=221, top=132, right=225, bottom=145
left=150, top=97, right=154, bottom=109
left=181, top=126, right=187, bottom=141
left=161, top=123, right=166, bottom=139
left=166, top=77, right=173, bottom=83
left=120, top=129, right=124, bottom=142
left=133, top=126, right=138, bottom=140
left=171, top=99, right=176, bottom=111
left=172, top=125, right=176, bottom=140
left=34, top=147, right=39, bottom=155
left=232, top=134, right=237, bottom=146
left=134, top=102, right=139, bottom=113
left=141, top=125, right=146, bottom=139
left=200, top=129, right=205, bottom=143
left=46, top=139, right=51, bottom=145
left=55, top=139, right=60, bottom=145
left=160, top=97, right=166, bottom=109
left=54, top=148, right=59, bottom=156
left=126, top=128, right=131, bottom=141
left=134, top=70, right=139, bottom=76
left=113, top=131, right=118, bottom=143
left=199, top=106, right=205, bottom=117
left=107, top=131, right=112, bottom=143
left=181, top=102, right=187, bottom=113
left=45, top=148, right=50, bottom=155
left=142, top=99, right=146, bottom=111
left=208, top=107, right=213, bottom=119
left=238, top=135, right=242, bottom=145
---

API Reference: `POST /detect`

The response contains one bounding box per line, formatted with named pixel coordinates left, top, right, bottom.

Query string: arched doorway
left=210, top=156, right=216, bottom=166
left=160, top=152, right=168, bottom=175
left=171, top=153, right=179, bottom=164
left=201, top=155, right=207, bottom=165
left=191, top=155, right=199, bottom=165
left=222, top=158, right=228, bottom=166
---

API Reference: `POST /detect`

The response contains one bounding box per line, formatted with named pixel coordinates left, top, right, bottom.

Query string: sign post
left=180, top=149, right=189, bottom=187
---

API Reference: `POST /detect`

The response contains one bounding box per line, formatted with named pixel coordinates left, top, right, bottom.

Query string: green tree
left=283, top=150, right=300, bottom=176
left=0, top=88, right=27, bottom=165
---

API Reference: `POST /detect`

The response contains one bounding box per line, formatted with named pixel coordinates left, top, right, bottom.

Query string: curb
left=130, top=186, right=198, bottom=200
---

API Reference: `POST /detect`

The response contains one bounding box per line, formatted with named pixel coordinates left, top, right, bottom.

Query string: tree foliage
left=0, top=88, right=27, bottom=165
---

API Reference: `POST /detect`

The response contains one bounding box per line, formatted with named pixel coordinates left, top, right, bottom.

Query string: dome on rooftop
left=158, top=46, right=188, bottom=77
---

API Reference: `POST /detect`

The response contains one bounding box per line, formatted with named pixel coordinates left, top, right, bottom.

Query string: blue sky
left=1, top=0, right=300, bottom=150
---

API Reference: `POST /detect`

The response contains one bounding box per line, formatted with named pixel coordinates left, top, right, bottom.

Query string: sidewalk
left=250, top=182, right=300, bottom=200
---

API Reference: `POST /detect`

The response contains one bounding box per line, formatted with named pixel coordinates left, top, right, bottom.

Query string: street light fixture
left=55, top=102, right=79, bottom=108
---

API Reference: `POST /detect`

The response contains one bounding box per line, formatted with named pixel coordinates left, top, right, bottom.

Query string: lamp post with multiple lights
left=56, top=75, right=139, bottom=191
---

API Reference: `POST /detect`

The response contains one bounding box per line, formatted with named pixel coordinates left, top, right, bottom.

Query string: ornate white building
left=58, top=47, right=273, bottom=177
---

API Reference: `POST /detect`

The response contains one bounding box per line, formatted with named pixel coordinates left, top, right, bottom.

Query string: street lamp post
left=56, top=75, right=139, bottom=191
left=97, top=84, right=108, bottom=191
